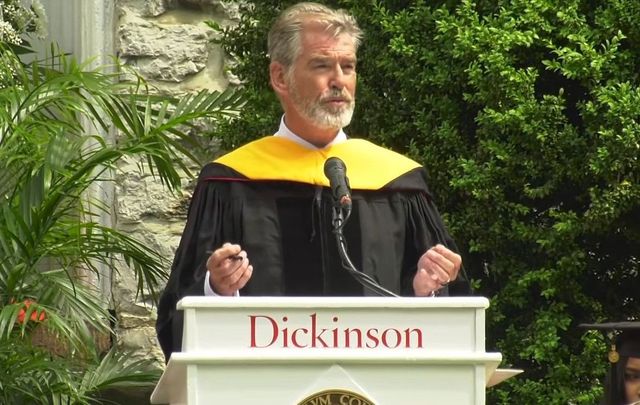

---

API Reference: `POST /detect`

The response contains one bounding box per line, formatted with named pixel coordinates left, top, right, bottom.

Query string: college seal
left=297, top=389, right=375, bottom=405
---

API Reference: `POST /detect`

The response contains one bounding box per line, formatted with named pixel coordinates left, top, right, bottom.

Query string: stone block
left=118, top=17, right=211, bottom=82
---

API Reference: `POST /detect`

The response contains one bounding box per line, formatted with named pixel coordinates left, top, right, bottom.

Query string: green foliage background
left=213, top=0, right=640, bottom=403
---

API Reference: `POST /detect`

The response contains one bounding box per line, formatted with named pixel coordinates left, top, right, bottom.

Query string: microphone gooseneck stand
left=330, top=203, right=399, bottom=298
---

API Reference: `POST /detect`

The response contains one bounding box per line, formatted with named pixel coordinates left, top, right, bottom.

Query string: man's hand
left=413, top=244, right=462, bottom=296
left=207, top=243, right=253, bottom=296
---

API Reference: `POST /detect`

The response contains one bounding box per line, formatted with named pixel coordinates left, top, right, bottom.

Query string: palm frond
left=0, top=338, right=83, bottom=404
left=80, top=348, right=161, bottom=393
left=0, top=38, right=247, bottom=403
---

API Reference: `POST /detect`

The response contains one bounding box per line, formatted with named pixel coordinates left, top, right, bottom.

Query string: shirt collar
left=274, top=115, right=347, bottom=150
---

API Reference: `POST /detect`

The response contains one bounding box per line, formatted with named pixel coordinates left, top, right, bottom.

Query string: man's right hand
left=206, top=243, right=253, bottom=296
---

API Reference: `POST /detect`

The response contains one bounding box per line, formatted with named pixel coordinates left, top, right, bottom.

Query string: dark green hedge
left=212, top=1, right=640, bottom=403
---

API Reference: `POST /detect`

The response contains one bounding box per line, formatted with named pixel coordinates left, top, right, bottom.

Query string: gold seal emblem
left=297, top=389, right=375, bottom=405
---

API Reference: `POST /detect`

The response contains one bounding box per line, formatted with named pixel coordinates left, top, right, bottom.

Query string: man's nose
left=329, top=66, right=346, bottom=90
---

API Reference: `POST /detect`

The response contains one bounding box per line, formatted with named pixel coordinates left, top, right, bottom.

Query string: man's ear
left=269, top=62, right=288, bottom=96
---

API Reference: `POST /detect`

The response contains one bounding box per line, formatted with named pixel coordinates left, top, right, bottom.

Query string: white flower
left=0, top=20, right=22, bottom=45
left=0, top=0, right=48, bottom=42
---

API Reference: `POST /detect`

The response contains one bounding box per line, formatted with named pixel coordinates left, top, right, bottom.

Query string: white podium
left=151, top=297, right=508, bottom=405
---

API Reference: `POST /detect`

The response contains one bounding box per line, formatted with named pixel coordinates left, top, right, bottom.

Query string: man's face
left=283, top=25, right=357, bottom=133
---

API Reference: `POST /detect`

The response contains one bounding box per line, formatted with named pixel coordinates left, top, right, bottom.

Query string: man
left=156, top=2, right=467, bottom=362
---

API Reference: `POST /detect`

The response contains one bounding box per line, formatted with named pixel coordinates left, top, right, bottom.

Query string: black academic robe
left=156, top=137, right=468, bottom=361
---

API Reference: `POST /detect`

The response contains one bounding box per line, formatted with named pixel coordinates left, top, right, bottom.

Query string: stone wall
left=112, top=0, right=239, bottom=365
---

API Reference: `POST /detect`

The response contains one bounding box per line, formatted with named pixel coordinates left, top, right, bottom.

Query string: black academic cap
left=579, top=321, right=640, bottom=361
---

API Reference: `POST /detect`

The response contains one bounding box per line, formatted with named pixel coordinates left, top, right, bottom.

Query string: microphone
left=323, top=157, right=397, bottom=297
left=323, top=157, right=352, bottom=209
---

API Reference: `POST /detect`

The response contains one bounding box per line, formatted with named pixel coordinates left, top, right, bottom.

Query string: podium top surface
left=177, top=296, right=489, bottom=310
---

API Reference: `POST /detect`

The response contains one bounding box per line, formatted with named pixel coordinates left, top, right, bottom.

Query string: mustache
left=320, top=88, right=353, bottom=102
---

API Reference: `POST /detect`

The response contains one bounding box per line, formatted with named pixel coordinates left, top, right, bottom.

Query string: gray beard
left=288, top=82, right=355, bottom=130
left=299, top=102, right=354, bottom=130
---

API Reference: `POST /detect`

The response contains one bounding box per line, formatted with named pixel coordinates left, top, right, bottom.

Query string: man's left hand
left=413, top=244, right=462, bottom=296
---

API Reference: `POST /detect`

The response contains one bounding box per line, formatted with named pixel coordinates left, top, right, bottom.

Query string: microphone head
left=324, top=156, right=347, bottom=178
left=323, top=157, right=351, bottom=208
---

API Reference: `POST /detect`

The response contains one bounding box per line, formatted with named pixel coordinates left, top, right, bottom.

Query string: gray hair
left=268, top=2, right=362, bottom=69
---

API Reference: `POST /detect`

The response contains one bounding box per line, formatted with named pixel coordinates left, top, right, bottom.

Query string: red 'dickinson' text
left=249, top=313, right=424, bottom=349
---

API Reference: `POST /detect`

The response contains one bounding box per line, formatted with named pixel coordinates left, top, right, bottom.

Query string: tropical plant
left=0, top=36, right=245, bottom=405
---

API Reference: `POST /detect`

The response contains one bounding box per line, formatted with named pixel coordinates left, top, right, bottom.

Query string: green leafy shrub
left=212, top=0, right=640, bottom=403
